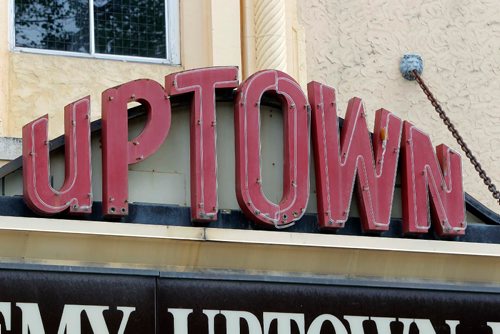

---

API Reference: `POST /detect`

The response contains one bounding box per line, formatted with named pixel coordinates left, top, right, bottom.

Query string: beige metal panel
left=215, top=102, right=239, bottom=210
left=0, top=137, right=21, bottom=160
left=466, top=211, right=489, bottom=225
left=49, top=150, right=66, bottom=190
left=129, top=171, right=186, bottom=205
left=128, top=105, right=190, bottom=177
left=0, top=216, right=499, bottom=285
left=90, top=135, right=103, bottom=201
left=3, top=169, right=22, bottom=196
left=127, top=105, right=190, bottom=205
left=260, top=104, right=284, bottom=203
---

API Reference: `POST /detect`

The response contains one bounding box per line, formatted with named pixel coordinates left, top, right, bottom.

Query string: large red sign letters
left=102, top=79, right=171, bottom=216
left=165, top=67, right=239, bottom=222
left=235, top=70, right=309, bottom=228
left=23, top=97, right=92, bottom=215
left=22, top=67, right=465, bottom=236
left=308, top=82, right=403, bottom=232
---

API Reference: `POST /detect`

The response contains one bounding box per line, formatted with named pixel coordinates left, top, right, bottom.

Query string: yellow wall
left=9, top=54, right=180, bottom=137
left=299, top=0, right=500, bottom=212
left=0, top=0, right=9, bottom=135
left=4, top=0, right=242, bottom=138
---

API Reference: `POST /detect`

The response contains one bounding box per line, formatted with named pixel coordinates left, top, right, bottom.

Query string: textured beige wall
left=9, top=53, right=180, bottom=137
left=299, top=0, right=500, bottom=213
left=0, top=0, right=9, bottom=135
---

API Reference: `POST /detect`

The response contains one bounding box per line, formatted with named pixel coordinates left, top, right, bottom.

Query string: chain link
left=412, top=70, right=500, bottom=205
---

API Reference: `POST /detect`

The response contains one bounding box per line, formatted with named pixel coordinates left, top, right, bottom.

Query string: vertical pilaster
left=0, top=0, right=10, bottom=136
left=254, top=0, right=287, bottom=72
left=241, top=0, right=306, bottom=86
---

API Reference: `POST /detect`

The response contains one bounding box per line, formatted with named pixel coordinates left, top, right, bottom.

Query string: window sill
left=12, top=47, right=181, bottom=66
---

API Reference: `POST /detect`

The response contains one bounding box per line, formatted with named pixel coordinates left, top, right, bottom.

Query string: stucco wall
left=0, top=0, right=9, bottom=135
left=4, top=0, right=242, bottom=138
left=299, top=0, right=500, bottom=213
left=2, top=1, right=181, bottom=138
left=8, top=53, right=180, bottom=137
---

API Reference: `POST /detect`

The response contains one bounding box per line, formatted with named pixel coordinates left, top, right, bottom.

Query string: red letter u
left=23, top=97, right=92, bottom=215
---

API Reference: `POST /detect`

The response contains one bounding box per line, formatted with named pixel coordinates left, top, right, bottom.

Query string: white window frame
left=9, top=0, right=180, bottom=65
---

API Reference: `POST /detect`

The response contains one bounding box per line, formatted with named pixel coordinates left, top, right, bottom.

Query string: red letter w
left=308, top=82, right=402, bottom=231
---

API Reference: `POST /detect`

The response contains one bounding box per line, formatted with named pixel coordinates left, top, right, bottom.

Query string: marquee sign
left=21, top=67, right=465, bottom=236
left=0, top=269, right=499, bottom=334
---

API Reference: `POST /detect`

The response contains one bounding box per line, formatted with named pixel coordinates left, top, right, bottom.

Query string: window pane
left=15, top=0, right=90, bottom=53
left=94, top=0, right=166, bottom=59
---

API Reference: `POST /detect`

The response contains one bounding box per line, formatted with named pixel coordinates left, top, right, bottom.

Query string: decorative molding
left=254, top=0, right=287, bottom=71
left=0, top=216, right=499, bottom=284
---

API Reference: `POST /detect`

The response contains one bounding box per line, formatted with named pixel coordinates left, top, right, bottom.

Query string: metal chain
left=412, top=70, right=500, bottom=205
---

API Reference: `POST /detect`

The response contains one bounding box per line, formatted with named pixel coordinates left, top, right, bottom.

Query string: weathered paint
left=2, top=0, right=497, bottom=215
left=165, top=67, right=239, bottom=222
left=0, top=0, right=9, bottom=135
left=0, top=216, right=499, bottom=284
left=23, top=97, right=92, bottom=215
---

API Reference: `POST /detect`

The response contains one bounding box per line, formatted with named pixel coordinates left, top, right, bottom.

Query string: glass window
left=94, top=0, right=166, bottom=58
left=14, top=0, right=176, bottom=62
left=15, top=0, right=90, bottom=53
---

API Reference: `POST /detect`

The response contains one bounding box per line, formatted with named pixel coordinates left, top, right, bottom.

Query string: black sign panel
left=158, top=278, right=500, bottom=334
left=0, top=270, right=156, bottom=333
left=0, top=269, right=499, bottom=333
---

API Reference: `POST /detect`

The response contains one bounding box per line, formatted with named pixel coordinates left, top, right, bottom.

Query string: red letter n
left=401, top=122, right=465, bottom=236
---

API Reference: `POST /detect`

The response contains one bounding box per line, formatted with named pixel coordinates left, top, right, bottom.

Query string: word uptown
left=1, top=304, right=500, bottom=334
left=23, top=67, right=465, bottom=236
